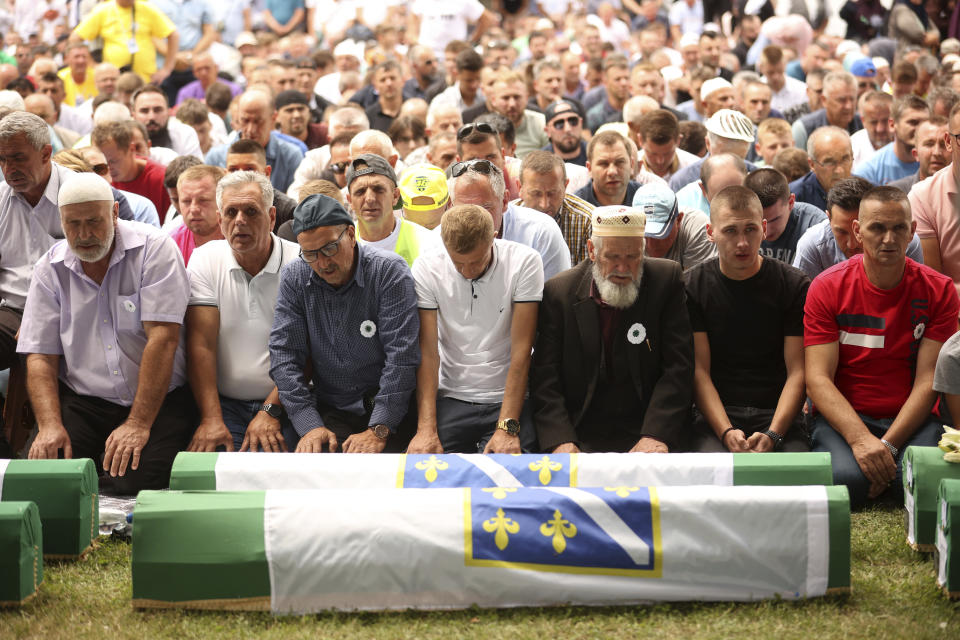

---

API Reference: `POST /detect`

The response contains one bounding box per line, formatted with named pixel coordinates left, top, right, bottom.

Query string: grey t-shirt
left=661, top=210, right=717, bottom=271
left=934, top=331, right=960, bottom=395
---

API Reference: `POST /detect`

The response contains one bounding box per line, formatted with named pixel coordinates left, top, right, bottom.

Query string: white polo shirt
left=187, top=235, right=300, bottom=400
left=413, top=239, right=544, bottom=404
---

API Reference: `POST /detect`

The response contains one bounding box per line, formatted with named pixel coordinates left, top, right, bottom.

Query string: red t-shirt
left=113, top=159, right=171, bottom=224
left=169, top=224, right=197, bottom=266
left=804, top=255, right=959, bottom=418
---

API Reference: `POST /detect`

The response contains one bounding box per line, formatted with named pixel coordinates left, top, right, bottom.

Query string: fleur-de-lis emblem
left=528, top=456, right=562, bottom=485
left=414, top=455, right=448, bottom=483
left=540, top=509, right=577, bottom=554
left=604, top=486, right=640, bottom=498
left=482, top=487, right=518, bottom=500
left=482, top=508, right=519, bottom=550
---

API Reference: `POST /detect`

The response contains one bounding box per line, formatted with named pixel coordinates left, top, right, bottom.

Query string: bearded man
left=530, top=205, right=695, bottom=453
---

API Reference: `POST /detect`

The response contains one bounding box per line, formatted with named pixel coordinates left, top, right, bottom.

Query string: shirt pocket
left=116, top=293, right=141, bottom=332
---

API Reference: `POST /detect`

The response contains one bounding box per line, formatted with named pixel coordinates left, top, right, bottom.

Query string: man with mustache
left=20, top=173, right=195, bottom=493
left=531, top=205, right=694, bottom=453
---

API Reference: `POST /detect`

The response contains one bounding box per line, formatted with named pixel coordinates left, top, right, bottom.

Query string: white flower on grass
left=627, top=322, right=646, bottom=345
left=914, top=323, right=925, bottom=340
left=360, top=320, right=377, bottom=338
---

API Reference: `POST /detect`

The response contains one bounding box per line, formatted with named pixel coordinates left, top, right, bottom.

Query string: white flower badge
left=360, top=320, right=377, bottom=338
left=914, top=322, right=926, bottom=340
left=123, top=300, right=136, bottom=312
left=627, top=322, right=646, bottom=345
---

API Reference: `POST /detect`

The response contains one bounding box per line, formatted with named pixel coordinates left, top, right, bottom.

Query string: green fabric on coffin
left=903, top=446, right=960, bottom=551
left=0, top=501, right=43, bottom=606
left=1, top=459, right=98, bottom=558
left=936, top=479, right=960, bottom=598
left=131, top=490, right=270, bottom=609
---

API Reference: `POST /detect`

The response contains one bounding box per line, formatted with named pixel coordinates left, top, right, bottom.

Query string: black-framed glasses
left=551, top=115, right=581, bottom=130
left=456, top=122, right=497, bottom=141
left=450, top=158, right=501, bottom=178
left=329, top=161, right=347, bottom=174
left=299, top=226, right=349, bottom=262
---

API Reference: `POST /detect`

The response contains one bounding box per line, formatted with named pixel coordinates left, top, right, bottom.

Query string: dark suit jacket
left=531, top=258, right=694, bottom=451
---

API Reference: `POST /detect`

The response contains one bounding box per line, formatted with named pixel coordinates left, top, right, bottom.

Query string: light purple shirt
left=17, top=220, right=189, bottom=406
left=175, top=79, right=242, bottom=105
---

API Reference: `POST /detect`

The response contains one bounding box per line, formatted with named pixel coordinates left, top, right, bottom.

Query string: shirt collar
left=58, top=219, right=145, bottom=275
left=226, top=234, right=285, bottom=276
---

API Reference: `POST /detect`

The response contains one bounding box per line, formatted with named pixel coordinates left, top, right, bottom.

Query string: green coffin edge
left=168, top=452, right=219, bottom=490
left=732, top=452, right=833, bottom=486
left=825, top=485, right=851, bottom=591
left=0, top=501, right=43, bottom=605
left=132, top=490, right=269, bottom=602
left=904, top=447, right=960, bottom=550
left=1, top=459, right=97, bottom=557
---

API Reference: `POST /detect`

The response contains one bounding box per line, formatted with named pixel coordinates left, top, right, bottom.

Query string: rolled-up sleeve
left=370, top=261, right=420, bottom=430
left=269, top=264, right=324, bottom=436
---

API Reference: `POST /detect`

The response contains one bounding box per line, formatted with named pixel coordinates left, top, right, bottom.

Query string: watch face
left=372, top=425, right=390, bottom=439
left=261, top=403, right=282, bottom=418
left=499, top=419, right=520, bottom=435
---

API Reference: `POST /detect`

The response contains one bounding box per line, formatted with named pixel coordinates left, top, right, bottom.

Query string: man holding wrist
left=184, top=171, right=301, bottom=453
left=408, top=204, right=543, bottom=454
left=685, top=186, right=811, bottom=453
left=21, top=174, right=196, bottom=494
left=269, top=194, right=420, bottom=453
left=805, top=186, right=959, bottom=508
left=531, top=205, right=694, bottom=453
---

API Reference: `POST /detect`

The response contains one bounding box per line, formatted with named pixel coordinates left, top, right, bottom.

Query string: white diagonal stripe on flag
left=839, top=330, right=884, bottom=348
left=544, top=487, right=651, bottom=565
left=457, top=454, right=523, bottom=487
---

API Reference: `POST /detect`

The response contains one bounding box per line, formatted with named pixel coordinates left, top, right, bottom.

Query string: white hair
left=426, top=101, right=461, bottom=129
left=216, top=170, right=273, bottom=212
left=93, top=101, right=132, bottom=124
left=350, top=129, right=393, bottom=158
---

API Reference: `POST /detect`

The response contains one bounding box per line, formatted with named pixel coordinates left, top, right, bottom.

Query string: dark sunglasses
left=329, top=162, right=347, bottom=174
left=551, top=115, right=581, bottom=130
left=456, top=122, right=497, bottom=141
left=450, top=158, right=500, bottom=178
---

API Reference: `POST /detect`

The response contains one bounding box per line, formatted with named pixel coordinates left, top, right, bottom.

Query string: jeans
left=436, top=396, right=538, bottom=453
left=810, top=413, right=943, bottom=509
left=220, top=395, right=300, bottom=452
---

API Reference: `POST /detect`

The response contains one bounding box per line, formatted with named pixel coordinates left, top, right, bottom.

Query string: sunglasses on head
left=456, top=122, right=497, bottom=141
left=450, top=158, right=500, bottom=178
left=551, top=115, right=581, bottom=130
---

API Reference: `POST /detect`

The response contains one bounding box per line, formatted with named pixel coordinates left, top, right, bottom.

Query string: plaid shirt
left=516, top=193, right=594, bottom=266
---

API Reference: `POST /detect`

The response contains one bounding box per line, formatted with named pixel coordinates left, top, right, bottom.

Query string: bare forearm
left=498, top=354, right=531, bottom=422
left=947, top=394, right=960, bottom=430
left=192, top=28, right=217, bottom=54
left=187, top=341, right=222, bottom=421
left=26, top=354, right=63, bottom=430
left=807, top=374, right=870, bottom=443
left=415, top=352, right=440, bottom=431
left=883, top=376, right=938, bottom=449
left=128, top=336, right=179, bottom=429
left=162, top=33, right=180, bottom=72
left=693, top=366, right=733, bottom=437
left=768, top=371, right=806, bottom=435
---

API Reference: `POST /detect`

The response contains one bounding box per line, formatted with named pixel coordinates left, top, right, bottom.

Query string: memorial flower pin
left=914, top=322, right=925, bottom=340
left=123, top=300, right=136, bottom=312
left=627, top=322, right=646, bottom=345
left=360, top=320, right=377, bottom=338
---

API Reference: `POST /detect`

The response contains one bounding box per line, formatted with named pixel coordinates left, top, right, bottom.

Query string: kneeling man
left=531, top=205, right=694, bottom=453
left=805, top=186, right=960, bottom=508
left=22, top=174, right=195, bottom=493
left=409, top=204, right=544, bottom=454
left=686, top=186, right=811, bottom=452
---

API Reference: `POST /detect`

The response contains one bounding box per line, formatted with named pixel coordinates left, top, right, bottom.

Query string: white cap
left=0, top=90, right=24, bottom=111
left=835, top=40, right=861, bottom=60
left=592, top=205, right=646, bottom=237
left=333, top=39, right=364, bottom=61
left=58, top=173, right=114, bottom=207
left=235, top=31, right=258, bottom=49
left=872, top=56, right=890, bottom=69
left=679, top=33, right=699, bottom=49
left=704, top=109, right=756, bottom=143
left=700, top=77, right=733, bottom=102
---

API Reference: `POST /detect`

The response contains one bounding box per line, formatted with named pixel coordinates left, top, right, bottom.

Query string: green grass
left=1, top=506, right=958, bottom=640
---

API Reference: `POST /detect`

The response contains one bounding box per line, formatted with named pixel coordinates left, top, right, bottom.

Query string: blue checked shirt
left=269, top=244, right=420, bottom=436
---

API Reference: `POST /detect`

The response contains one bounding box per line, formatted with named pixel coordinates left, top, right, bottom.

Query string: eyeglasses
left=456, top=122, right=497, bottom=141
left=450, top=158, right=501, bottom=178
left=299, top=226, right=349, bottom=262
left=329, top=162, right=347, bottom=174
left=551, top=115, right=581, bottom=130
left=91, top=163, right=109, bottom=176
left=813, top=154, right=852, bottom=169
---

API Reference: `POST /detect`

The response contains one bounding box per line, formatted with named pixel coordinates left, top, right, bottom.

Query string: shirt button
left=103, top=319, right=108, bottom=323
left=113, top=370, right=118, bottom=375
left=107, top=345, right=112, bottom=350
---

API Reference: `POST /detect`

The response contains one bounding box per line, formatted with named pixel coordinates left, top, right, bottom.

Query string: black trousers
left=61, top=384, right=197, bottom=495
left=316, top=396, right=416, bottom=453
left=691, top=405, right=810, bottom=452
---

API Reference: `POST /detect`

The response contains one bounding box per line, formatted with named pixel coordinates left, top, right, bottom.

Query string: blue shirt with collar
left=501, top=202, right=572, bottom=280
left=269, top=243, right=420, bottom=436
left=853, top=142, right=919, bottom=186
left=789, top=171, right=829, bottom=211
left=205, top=131, right=305, bottom=193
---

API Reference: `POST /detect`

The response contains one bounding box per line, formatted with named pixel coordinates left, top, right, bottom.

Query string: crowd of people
left=0, top=0, right=959, bottom=509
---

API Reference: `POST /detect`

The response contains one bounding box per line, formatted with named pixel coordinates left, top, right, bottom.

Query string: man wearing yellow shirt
left=57, top=43, right=98, bottom=107
left=70, top=0, right=179, bottom=84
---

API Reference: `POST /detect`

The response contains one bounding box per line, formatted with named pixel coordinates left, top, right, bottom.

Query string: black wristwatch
left=259, top=403, right=284, bottom=419
left=761, top=429, right=784, bottom=449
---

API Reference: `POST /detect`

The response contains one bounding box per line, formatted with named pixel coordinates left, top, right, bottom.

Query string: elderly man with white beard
left=530, top=205, right=695, bottom=453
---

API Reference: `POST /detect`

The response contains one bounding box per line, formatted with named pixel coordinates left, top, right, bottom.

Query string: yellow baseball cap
left=399, top=165, right=449, bottom=211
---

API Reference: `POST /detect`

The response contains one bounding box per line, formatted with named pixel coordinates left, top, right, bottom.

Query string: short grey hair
left=329, top=106, right=369, bottom=138
left=216, top=170, right=273, bottom=213
left=426, top=101, right=461, bottom=129
left=822, top=71, right=856, bottom=96
left=807, top=125, right=851, bottom=158
left=0, top=111, right=51, bottom=149
left=449, top=163, right=506, bottom=204
left=533, top=58, right=562, bottom=80
left=350, top=129, right=393, bottom=158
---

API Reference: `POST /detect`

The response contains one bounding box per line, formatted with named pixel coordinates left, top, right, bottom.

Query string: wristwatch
left=761, top=429, right=784, bottom=448
left=496, top=418, right=521, bottom=436
left=370, top=424, right=391, bottom=440
left=259, top=403, right=284, bottom=419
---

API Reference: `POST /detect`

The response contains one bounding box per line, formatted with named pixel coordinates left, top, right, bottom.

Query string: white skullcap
left=872, top=56, right=890, bottom=69
left=592, top=205, right=646, bottom=237
left=0, top=90, right=25, bottom=111
left=333, top=39, right=363, bottom=60
left=58, top=173, right=114, bottom=207
left=700, top=77, right=733, bottom=102
left=93, top=101, right=132, bottom=124
left=835, top=40, right=861, bottom=60
left=705, top=109, right=756, bottom=143
left=679, top=32, right=699, bottom=49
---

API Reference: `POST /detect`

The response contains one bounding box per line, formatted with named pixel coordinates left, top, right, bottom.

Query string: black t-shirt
left=684, top=257, right=810, bottom=409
